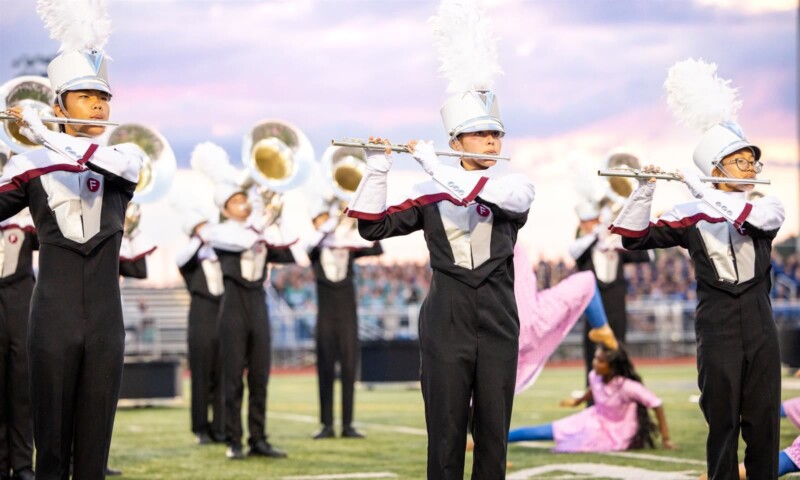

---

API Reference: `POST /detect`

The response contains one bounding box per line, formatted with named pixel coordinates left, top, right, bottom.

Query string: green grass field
left=108, top=362, right=800, bottom=479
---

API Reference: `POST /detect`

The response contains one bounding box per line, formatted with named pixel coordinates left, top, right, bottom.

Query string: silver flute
left=331, top=139, right=510, bottom=161
left=598, top=169, right=771, bottom=185
left=0, top=112, right=119, bottom=127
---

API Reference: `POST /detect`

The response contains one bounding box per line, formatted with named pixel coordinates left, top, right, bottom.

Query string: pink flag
left=514, top=244, right=596, bottom=394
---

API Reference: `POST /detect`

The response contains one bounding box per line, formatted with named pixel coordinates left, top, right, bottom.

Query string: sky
left=0, top=0, right=797, bottom=285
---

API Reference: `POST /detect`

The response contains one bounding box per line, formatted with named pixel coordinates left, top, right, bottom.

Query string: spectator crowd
left=270, top=249, right=800, bottom=311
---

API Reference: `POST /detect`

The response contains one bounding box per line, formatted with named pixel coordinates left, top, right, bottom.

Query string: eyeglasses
left=467, top=130, right=505, bottom=139
left=720, top=157, right=763, bottom=173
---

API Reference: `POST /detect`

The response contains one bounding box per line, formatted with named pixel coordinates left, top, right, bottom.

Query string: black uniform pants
left=187, top=294, right=223, bottom=437
left=220, top=283, right=271, bottom=447
left=419, top=271, right=518, bottom=480
left=0, top=278, right=34, bottom=476
left=696, top=294, right=780, bottom=480
left=315, top=285, right=358, bottom=428
left=31, top=240, right=125, bottom=480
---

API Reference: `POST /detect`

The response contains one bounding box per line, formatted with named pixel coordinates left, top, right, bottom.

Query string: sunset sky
left=1, top=0, right=797, bottom=284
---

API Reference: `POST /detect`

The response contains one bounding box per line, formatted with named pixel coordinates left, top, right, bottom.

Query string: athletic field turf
left=108, top=361, right=800, bottom=479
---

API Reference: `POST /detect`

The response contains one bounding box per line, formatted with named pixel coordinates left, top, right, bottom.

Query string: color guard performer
left=346, top=2, right=535, bottom=476
left=610, top=58, right=785, bottom=479
left=1, top=1, right=144, bottom=477
left=307, top=198, right=382, bottom=440
left=176, top=209, right=225, bottom=445
left=0, top=205, right=36, bottom=480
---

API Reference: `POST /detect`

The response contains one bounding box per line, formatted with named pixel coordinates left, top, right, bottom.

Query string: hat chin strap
left=450, top=137, right=469, bottom=169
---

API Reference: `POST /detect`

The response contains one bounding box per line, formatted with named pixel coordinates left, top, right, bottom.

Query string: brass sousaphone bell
left=0, top=76, right=59, bottom=153
left=602, top=152, right=642, bottom=213
left=107, top=124, right=177, bottom=203
left=242, top=119, right=314, bottom=193
left=320, top=145, right=367, bottom=203
left=0, top=140, right=11, bottom=176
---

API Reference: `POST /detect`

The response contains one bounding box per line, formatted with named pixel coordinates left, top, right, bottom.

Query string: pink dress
left=781, top=398, right=800, bottom=467
left=552, top=370, right=662, bottom=452
left=785, top=435, right=800, bottom=468
left=784, top=397, right=800, bottom=429
left=514, top=245, right=596, bottom=393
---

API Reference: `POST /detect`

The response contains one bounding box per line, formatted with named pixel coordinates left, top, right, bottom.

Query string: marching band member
left=0, top=205, right=36, bottom=480
left=346, top=2, right=534, bottom=476
left=611, top=58, right=785, bottom=479
left=570, top=192, right=649, bottom=380
left=1, top=1, right=144, bottom=477
left=175, top=208, right=225, bottom=445
left=192, top=142, right=294, bottom=460
left=307, top=198, right=382, bottom=440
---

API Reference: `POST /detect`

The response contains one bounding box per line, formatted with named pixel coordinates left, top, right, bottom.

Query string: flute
left=331, top=139, right=510, bottom=161
left=598, top=169, right=770, bottom=185
left=0, top=112, right=119, bottom=127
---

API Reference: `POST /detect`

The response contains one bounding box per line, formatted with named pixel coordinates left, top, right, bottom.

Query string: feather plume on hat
left=430, top=0, right=503, bottom=94
left=190, top=142, right=240, bottom=184
left=36, top=0, right=112, bottom=53
left=191, top=142, right=248, bottom=210
left=664, top=58, right=742, bottom=132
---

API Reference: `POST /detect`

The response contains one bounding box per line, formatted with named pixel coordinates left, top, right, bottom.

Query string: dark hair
left=597, top=345, right=658, bottom=449
left=56, top=93, right=68, bottom=133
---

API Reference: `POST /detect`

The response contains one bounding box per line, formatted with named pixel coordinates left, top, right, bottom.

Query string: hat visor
left=59, top=79, right=112, bottom=96
left=452, top=117, right=505, bottom=137
left=717, top=140, right=761, bottom=162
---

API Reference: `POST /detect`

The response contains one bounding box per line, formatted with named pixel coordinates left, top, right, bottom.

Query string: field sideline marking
left=282, top=473, right=398, bottom=479
left=269, top=412, right=428, bottom=436
left=270, top=412, right=704, bottom=466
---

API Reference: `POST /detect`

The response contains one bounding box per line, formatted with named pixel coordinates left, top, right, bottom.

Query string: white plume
left=664, top=58, right=742, bottom=132
left=430, top=0, right=503, bottom=93
left=169, top=183, right=215, bottom=219
left=190, top=142, right=240, bottom=184
left=36, top=0, right=112, bottom=52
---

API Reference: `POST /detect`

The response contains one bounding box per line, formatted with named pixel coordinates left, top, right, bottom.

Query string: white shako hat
left=692, top=121, right=760, bottom=176
left=213, top=182, right=245, bottom=210
left=441, top=91, right=504, bottom=138
left=180, top=209, right=211, bottom=237
left=36, top=0, right=114, bottom=109
left=190, top=142, right=246, bottom=211
left=48, top=50, right=111, bottom=100
left=664, top=58, right=760, bottom=177
left=431, top=0, right=504, bottom=139
left=575, top=201, right=600, bottom=222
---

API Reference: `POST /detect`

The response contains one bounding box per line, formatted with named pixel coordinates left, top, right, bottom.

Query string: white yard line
left=268, top=412, right=428, bottom=436
left=596, top=450, right=706, bottom=466
left=283, top=473, right=398, bottom=480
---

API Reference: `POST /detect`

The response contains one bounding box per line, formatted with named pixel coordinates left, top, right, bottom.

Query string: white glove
left=19, top=107, right=49, bottom=145
left=365, top=151, right=392, bottom=174
left=677, top=167, right=705, bottom=199
left=411, top=140, right=440, bottom=176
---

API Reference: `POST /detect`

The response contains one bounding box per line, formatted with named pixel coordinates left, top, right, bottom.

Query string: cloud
left=0, top=0, right=795, bottom=267
left=694, top=0, right=798, bottom=13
